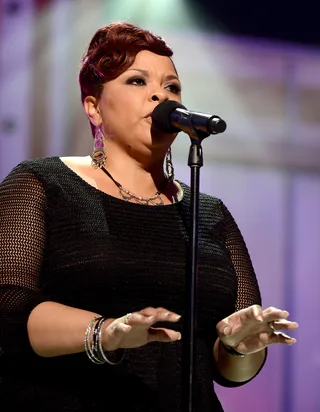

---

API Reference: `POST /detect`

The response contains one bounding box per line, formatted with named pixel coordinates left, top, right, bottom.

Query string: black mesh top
left=0, top=157, right=264, bottom=412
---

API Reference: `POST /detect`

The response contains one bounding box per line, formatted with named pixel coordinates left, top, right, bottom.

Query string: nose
left=148, top=89, right=169, bottom=103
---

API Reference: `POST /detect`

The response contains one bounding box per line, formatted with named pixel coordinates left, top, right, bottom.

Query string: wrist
left=84, top=316, right=125, bottom=365
left=100, top=317, right=118, bottom=351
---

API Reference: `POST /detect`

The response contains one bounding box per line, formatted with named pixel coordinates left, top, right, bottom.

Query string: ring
left=269, top=321, right=276, bottom=333
left=124, top=313, right=132, bottom=325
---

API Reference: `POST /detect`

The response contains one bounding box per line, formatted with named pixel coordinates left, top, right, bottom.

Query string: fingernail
left=257, top=316, right=263, bottom=322
left=174, top=314, right=181, bottom=321
left=177, top=333, right=182, bottom=340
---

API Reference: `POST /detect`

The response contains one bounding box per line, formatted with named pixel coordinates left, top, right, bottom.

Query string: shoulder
left=0, top=158, right=58, bottom=202
left=178, top=180, right=222, bottom=207
left=17, top=156, right=61, bottom=174
left=1, top=156, right=56, bottom=185
left=17, top=155, right=93, bottom=179
left=2, top=156, right=89, bottom=189
left=177, top=181, right=225, bottom=226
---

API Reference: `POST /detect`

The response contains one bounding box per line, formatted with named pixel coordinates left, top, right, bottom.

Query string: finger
left=222, top=324, right=232, bottom=336
left=251, top=304, right=263, bottom=322
left=139, top=307, right=181, bottom=323
left=263, top=307, right=289, bottom=322
left=153, top=311, right=181, bottom=323
left=139, top=307, right=160, bottom=317
left=272, top=320, right=299, bottom=331
left=268, top=331, right=297, bottom=346
left=148, top=327, right=181, bottom=343
left=154, top=307, right=181, bottom=321
left=143, top=308, right=181, bottom=324
left=124, top=312, right=155, bottom=327
left=139, top=307, right=180, bottom=317
left=217, top=320, right=232, bottom=336
left=238, top=305, right=263, bottom=322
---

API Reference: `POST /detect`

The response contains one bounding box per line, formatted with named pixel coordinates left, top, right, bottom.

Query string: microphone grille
left=151, top=100, right=187, bottom=133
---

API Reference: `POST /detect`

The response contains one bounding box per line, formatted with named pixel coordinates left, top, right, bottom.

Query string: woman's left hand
left=216, top=305, right=298, bottom=355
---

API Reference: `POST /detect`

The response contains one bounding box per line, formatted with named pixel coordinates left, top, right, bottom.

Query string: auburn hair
left=79, top=22, right=174, bottom=106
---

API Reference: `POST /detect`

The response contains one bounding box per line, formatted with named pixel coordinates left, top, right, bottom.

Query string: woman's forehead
left=127, top=50, right=178, bottom=76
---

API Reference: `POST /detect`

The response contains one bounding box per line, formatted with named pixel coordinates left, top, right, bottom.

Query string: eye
left=166, top=83, right=182, bottom=95
left=126, top=77, right=146, bottom=86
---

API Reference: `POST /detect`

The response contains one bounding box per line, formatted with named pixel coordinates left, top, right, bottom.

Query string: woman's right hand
left=101, top=307, right=182, bottom=351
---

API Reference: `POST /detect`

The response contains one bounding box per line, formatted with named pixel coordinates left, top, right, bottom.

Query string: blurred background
left=0, top=0, right=319, bottom=411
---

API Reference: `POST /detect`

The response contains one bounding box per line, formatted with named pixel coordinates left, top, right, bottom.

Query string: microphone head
left=151, top=100, right=187, bottom=134
left=210, top=117, right=227, bottom=134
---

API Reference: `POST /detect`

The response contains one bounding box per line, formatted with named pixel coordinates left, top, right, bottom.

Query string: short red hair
left=79, top=22, right=174, bottom=105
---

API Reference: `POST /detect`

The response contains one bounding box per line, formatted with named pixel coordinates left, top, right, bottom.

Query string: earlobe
left=84, top=96, right=101, bottom=126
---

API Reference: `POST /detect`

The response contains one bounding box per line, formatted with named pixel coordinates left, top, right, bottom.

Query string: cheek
left=168, top=94, right=182, bottom=105
left=99, top=88, right=148, bottom=135
left=103, top=103, right=140, bottom=135
left=100, top=98, right=125, bottom=131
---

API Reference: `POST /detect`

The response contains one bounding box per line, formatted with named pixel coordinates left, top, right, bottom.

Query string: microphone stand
left=182, top=121, right=226, bottom=412
left=152, top=103, right=227, bottom=411
left=184, top=134, right=203, bottom=412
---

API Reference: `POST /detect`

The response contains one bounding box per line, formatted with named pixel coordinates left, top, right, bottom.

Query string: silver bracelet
left=84, top=316, right=104, bottom=364
left=84, top=316, right=125, bottom=365
left=96, top=317, right=125, bottom=365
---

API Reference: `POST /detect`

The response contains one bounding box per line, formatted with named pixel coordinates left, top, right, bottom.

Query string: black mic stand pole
left=184, top=126, right=208, bottom=412
left=171, top=110, right=226, bottom=412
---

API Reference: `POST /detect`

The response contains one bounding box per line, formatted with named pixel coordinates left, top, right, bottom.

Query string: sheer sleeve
left=219, top=200, right=262, bottom=310
left=211, top=200, right=267, bottom=388
left=0, top=163, right=47, bottom=360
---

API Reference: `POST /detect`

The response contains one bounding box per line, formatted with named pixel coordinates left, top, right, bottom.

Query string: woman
left=0, top=22, right=297, bottom=411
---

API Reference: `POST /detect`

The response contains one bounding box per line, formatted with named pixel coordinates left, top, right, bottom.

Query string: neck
left=100, top=153, right=168, bottom=197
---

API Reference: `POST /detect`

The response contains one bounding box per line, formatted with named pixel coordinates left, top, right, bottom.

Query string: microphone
left=151, top=100, right=227, bottom=138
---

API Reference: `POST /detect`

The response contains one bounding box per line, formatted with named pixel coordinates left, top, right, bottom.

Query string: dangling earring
left=165, top=147, right=174, bottom=182
left=91, top=125, right=106, bottom=168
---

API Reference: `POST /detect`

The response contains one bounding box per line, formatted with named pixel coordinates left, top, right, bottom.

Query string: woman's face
left=87, top=50, right=182, bottom=154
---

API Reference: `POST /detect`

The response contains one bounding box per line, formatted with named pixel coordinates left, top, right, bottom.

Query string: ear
left=84, top=96, right=102, bottom=127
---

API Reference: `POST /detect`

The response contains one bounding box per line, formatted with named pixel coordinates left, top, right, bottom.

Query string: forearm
left=213, top=338, right=266, bottom=382
left=27, top=301, right=100, bottom=357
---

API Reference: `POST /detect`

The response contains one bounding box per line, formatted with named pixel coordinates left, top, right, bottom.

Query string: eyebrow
left=127, top=68, right=180, bottom=82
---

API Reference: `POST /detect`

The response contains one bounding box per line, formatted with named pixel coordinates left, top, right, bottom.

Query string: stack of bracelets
left=84, top=316, right=125, bottom=365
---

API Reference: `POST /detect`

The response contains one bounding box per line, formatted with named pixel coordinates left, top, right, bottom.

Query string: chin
left=150, top=133, right=176, bottom=149
left=151, top=126, right=176, bottom=141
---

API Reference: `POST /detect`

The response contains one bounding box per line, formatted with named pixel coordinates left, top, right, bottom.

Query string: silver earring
left=165, top=147, right=174, bottom=182
left=91, top=126, right=106, bottom=168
